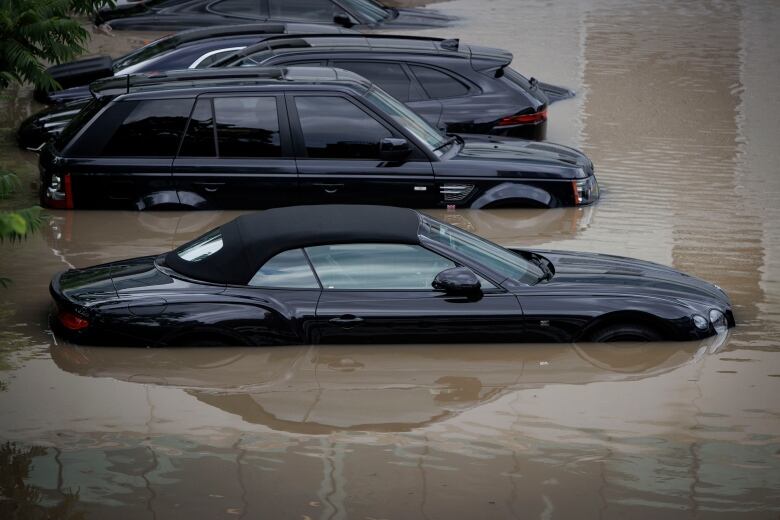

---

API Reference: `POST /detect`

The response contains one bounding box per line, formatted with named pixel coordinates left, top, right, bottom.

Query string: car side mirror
left=333, top=13, right=355, bottom=28
left=379, top=137, right=411, bottom=162
left=432, top=267, right=482, bottom=297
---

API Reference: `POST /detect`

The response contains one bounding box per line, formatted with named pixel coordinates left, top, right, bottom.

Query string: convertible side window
left=249, top=249, right=319, bottom=288
left=305, top=243, right=455, bottom=290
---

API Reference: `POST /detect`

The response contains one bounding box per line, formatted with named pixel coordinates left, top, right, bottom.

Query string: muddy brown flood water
left=1, top=0, right=780, bottom=517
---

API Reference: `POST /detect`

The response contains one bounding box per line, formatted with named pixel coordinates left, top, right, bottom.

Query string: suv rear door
left=288, top=92, right=437, bottom=207
left=172, top=93, right=298, bottom=209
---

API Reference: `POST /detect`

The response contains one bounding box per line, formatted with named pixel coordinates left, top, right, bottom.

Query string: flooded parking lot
left=1, top=0, right=779, bottom=517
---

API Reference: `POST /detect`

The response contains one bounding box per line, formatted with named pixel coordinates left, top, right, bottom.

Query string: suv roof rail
left=223, top=33, right=469, bottom=62
left=153, top=23, right=354, bottom=46
left=90, top=68, right=288, bottom=98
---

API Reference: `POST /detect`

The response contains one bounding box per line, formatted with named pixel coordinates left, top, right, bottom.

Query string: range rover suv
left=40, top=68, right=598, bottom=211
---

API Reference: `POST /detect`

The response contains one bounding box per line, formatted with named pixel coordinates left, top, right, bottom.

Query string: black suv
left=216, top=35, right=573, bottom=140
left=40, top=68, right=598, bottom=211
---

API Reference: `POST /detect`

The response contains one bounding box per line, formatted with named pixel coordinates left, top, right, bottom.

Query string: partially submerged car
left=95, top=0, right=454, bottom=31
left=21, top=34, right=570, bottom=149
left=39, top=67, right=598, bottom=210
left=216, top=34, right=573, bottom=140
left=36, top=23, right=356, bottom=105
left=49, top=205, right=735, bottom=346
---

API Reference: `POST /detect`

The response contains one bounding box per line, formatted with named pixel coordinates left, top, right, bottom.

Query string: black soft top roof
left=166, top=205, right=423, bottom=285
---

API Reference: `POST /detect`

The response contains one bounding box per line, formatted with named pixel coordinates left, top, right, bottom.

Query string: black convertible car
left=96, top=0, right=454, bottom=31
left=50, top=205, right=734, bottom=347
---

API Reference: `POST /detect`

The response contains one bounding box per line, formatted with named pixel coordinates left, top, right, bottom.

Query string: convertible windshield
left=340, top=0, right=391, bottom=23
left=363, top=87, right=448, bottom=155
left=418, top=216, right=545, bottom=285
left=112, top=35, right=180, bottom=73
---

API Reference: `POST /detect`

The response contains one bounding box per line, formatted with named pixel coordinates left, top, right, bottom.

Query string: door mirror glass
left=334, top=13, right=354, bottom=27
left=432, top=267, right=482, bottom=296
left=379, top=137, right=410, bottom=162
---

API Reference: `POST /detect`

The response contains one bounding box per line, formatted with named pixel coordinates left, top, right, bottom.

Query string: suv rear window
left=65, top=98, right=193, bottom=157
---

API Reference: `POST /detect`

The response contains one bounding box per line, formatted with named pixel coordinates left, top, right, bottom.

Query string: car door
left=221, top=248, right=322, bottom=345
left=65, top=97, right=193, bottom=209
left=327, top=59, right=444, bottom=130
left=172, top=93, right=298, bottom=209
left=288, top=93, right=437, bottom=207
left=306, top=243, right=525, bottom=344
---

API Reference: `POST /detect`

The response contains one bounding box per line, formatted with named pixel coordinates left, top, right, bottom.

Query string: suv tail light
left=58, top=310, right=89, bottom=331
left=46, top=173, right=73, bottom=209
left=495, top=108, right=548, bottom=127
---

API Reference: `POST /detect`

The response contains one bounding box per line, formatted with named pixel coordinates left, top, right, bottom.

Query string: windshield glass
left=55, top=98, right=110, bottom=152
left=339, top=0, right=390, bottom=23
left=363, top=87, right=448, bottom=155
left=418, top=216, right=545, bottom=285
left=112, top=35, right=180, bottom=73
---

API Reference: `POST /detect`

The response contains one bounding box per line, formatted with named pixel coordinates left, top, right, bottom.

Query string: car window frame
left=208, top=0, right=264, bottom=20
left=326, top=58, right=427, bottom=103
left=284, top=91, right=430, bottom=161
left=175, top=92, right=294, bottom=159
left=408, top=64, right=477, bottom=100
left=301, top=242, right=505, bottom=293
left=189, top=47, right=245, bottom=69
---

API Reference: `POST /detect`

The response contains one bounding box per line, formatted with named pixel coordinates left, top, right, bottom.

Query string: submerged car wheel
left=587, top=323, right=663, bottom=342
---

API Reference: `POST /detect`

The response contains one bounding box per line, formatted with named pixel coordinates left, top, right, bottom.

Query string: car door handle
left=329, top=315, right=364, bottom=326
left=313, top=183, right=344, bottom=194
left=195, top=182, right=224, bottom=193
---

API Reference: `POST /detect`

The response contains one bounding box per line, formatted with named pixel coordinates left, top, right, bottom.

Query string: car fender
left=469, top=182, right=553, bottom=209
left=134, top=190, right=208, bottom=210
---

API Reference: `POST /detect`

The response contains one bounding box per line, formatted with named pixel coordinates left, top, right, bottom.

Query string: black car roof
left=166, top=205, right=422, bottom=285
left=153, top=23, right=355, bottom=47
left=89, top=67, right=373, bottom=99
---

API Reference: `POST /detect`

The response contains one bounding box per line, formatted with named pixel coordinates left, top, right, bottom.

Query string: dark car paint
left=49, top=241, right=734, bottom=347
left=96, top=0, right=455, bottom=31
left=219, top=35, right=559, bottom=140
left=38, top=70, right=596, bottom=210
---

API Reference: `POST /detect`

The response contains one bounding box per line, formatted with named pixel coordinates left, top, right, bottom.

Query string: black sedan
left=96, top=0, right=454, bottom=31
left=50, top=205, right=735, bottom=347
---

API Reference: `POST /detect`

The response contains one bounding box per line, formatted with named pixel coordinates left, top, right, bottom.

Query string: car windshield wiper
left=530, top=255, right=553, bottom=283
left=432, top=135, right=459, bottom=152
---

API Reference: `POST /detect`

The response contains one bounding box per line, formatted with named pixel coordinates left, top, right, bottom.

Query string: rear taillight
left=46, top=173, right=73, bottom=209
left=496, top=108, right=548, bottom=127
left=58, top=310, right=89, bottom=331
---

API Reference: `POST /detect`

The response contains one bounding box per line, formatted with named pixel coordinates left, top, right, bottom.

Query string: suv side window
left=409, top=65, right=471, bottom=99
left=268, top=0, right=333, bottom=21
left=214, top=97, right=282, bottom=158
left=249, top=249, right=319, bottom=288
left=331, top=61, right=418, bottom=102
left=305, top=243, right=455, bottom=290
left=179, top=98, right=216, bottom=157
left=294, top=96, right=391, bottom=159
left=212, top=0, right=261, bottom=17
left=101, top=98, right=193, bottom=157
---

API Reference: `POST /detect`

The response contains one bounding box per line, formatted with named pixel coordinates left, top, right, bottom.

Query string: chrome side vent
left=440, top=184, right=475, bottom=202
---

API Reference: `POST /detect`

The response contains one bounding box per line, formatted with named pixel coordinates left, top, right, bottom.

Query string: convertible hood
left=532, top=250, right=730, bottom=306
left=453, top=135, right=593, bottom=177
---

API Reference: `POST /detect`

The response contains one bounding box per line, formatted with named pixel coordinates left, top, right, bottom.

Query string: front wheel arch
left=578, top=311, right=674, bottom=342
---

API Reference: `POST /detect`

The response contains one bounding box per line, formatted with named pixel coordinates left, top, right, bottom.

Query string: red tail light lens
left=58, top=310, right=89, bottom=331
left=496, top=109, right=548, bottom=127
left=46, top=173, right=74, bottom=209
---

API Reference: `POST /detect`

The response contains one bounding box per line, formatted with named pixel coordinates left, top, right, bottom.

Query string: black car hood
left=532, top=250, right=730, bottom=307
left=452, top=135, right=593, bottom=177
left=380, top=7, right=455, bottom=28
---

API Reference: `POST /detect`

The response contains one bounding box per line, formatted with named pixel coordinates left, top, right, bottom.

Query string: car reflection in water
left=44, top=206, right=595, bottom=269
left=51, top=334, right=727, bottom=435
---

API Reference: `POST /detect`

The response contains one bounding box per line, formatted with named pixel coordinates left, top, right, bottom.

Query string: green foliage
left=0, top=206, right=43, bottom=242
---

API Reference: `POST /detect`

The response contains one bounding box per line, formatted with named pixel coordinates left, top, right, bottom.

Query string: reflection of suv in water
left=40, top=68, right=598, bottom=211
